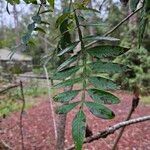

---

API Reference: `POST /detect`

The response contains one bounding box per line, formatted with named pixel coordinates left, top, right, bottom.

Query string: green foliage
left=130, top=0, right=140, bottom=12
left=85, top=102, right=115, bottom=119
left=87, top=45, right=129, bottom=58
left=138, top=0, right=150, bottom=47
left=113, top=47, right=150, bottom=94
left=53, top=90, right=80, bottom=102
left=89, top=62, right=128, bottom=73
left=56, top=102, right=80, bottom=114
left=88, top=89, right=120, bottom=104
left=47, top=0, right=54, bottom=9
left=57, top=42, right=79, bottom=56
left=57, top=55, right=78, bottom=71
left=83, top=35, right=120, bottom=42
left=88, top=76, right=118, bottom=90
left=52, top=66, right=80, bottom=80
left=72, top=110, right=86, bottom=150
left=52, top=4, right=129, bottom=149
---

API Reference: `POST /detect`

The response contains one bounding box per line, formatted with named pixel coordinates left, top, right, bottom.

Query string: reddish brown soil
left=0, top=91, right=150, bottom=150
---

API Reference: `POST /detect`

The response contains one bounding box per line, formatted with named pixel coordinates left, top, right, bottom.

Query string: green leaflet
left=40, top=10, right=53, bottom=14
left=130, top=0, right=140, bottom=12
left=57, top=55, right=78, bottom=71
left=32, top=15, right=41, bottom=24
left=72, top=110, right=86, bottom=150
left=47, top=0, right=54, bottom=9
left=57, top=42, right=79, bottom=56
left=54, top=78, right=82, bottom=88
left=22, top=33, right=31, bottom=44
left=27, top=23, right=35, bottom=32
left=23, top=0, right=37, bottom=4
left=56, top=102, right=80, bottom=114
left=34, top=27, right=46, bottom=34
left=85, top=102, right=115, bottom=119
left=6, top=0, right=20, bottom=4
left=57, top=41, right=79, bottom=56
left=55, top=13, right=70, bottom=28
left=87, top=45, right=129, bottom=58
left=52, top=66, right=80, bottom=80
left=88, top=89, right=120, bottom=104
left=78, top=7, right=100, bottom=13
left=88, top=61, right=128, bottom=74
left=83, top=35, right=119, bottom=42
left=88, top=76, right=118, bottom=90
left=53, top=90, right=80, bottom=102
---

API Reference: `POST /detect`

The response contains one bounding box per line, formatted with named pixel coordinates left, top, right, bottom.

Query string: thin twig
left=43, top=64, right=57, bottom=140
left=85, top=6, right=143, bottom=49
left=99, top=0, right=105, bottom=11
left=112, top=93, right=140, bottom=150
left=66, top=115, right=150, bottom=150
left=0, top=140, right=13, bottom=150
left=104, top=6, right=143, bottom=36
left=19, top=75, right=51, bottom=80
left=19, top=81, right=25, bottom=150
left=0, top=84, right=19, bottom=94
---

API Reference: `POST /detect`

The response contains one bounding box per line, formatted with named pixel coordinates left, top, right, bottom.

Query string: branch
left=43, top=64, right=57, bottom=140
left=19, top=75, right=51, bottom=80
left=0, top=84, right=19, bottom=94
left=66, top=115, right=150, bottom=150
left=19, top=81, right=25, bottom=150
left=85, top=6, right=143, bottom=49
left=104, top=6, right=143, bottom=36
left=0, top=140, right=13, bottom=150
left=112, top=94, right=140, bottom=149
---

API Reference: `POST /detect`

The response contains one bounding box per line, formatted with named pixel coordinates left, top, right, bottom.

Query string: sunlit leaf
left=72, top=110, right=86, bottom=150
left=85, top=102, right=115, bottom=119
left=47, top=0, right=54, bottom=8
left=138, top=0, right=150, bottom=47
left=88, top=89, right=120, bottom=104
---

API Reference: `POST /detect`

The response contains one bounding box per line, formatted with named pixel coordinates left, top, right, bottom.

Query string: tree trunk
left=56, top=114, right=67, bottom=150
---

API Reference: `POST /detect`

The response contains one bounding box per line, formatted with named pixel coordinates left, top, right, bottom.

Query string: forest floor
left=0, top=91, right=150, bottom=150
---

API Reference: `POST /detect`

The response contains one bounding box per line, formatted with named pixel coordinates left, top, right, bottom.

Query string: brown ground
left=0, top=91, right=150, bottom=150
